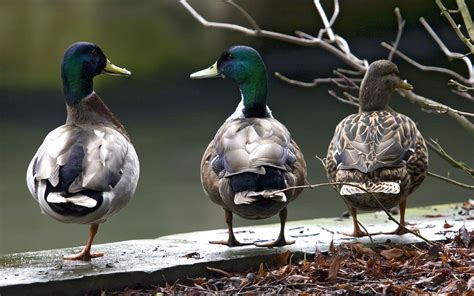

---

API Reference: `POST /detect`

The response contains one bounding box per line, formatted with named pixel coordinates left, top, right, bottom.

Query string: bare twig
left=426, top=138, right=474, bottom=177
left=270, top=182, right=436, bottom=246
left=451, top=89, right=474, bottom=101
left=388, top=7, right=406, bottom=61
left=449, top=79, right=474, bottom=91
left=333, top=70, right=361, bottom=89
left=274, top=72, right=362, bottom=88
left=436, top=0, right=474, bottom=54
left=427, top=171, right=474, bottom=189
left=419, top=17, right=473, bottom=83
left=456, top=0, right=474, bottom=43
left=223, top=0, right=260, bottom=31
left=382, top=42, right=472, bottom=85
left=179, top=0, right=367, bottom=71
left=396, top=89, right=474, bottom=136
left=314, top=0, right=336, bottom=41
left=328, top=90, right=359, bottom=107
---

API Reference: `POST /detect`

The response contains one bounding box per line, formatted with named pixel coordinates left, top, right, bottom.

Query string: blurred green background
left=0, top=0, right=472, bottom=254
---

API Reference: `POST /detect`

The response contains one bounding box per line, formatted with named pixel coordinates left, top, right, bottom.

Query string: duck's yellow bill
left=190, top=62, right=219, bottom=79
left=102, top=59, right=131, bottom=76
left=398, top=79, right=413, bottom=90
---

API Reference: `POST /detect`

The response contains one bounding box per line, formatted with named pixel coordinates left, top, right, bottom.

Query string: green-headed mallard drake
left=326, top=60, right=428, bottom=237
left=190, top=46, right=307, bottom=247
left=26, top=42, right=139, bottom=260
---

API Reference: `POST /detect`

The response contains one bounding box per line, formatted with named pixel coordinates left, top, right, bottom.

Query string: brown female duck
left=190, top=46, right=307, bottom=247
left=325, top=60, right=428, bottom=237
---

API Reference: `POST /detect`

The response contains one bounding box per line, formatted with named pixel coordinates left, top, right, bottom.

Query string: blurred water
left=0, top=0, right=473, bottom=254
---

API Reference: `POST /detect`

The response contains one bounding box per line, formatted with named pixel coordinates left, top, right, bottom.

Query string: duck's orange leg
left=63, top=224, right=104, bottom=261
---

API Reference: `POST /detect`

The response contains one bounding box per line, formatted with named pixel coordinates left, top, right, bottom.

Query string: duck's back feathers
left=201, top=117, right=306, bottom=219
left=331, top=111, right=417, bottom=173
left=326, top=110, right=428, bottom=210
left=214, top=118, right=294, bottom=176
left=27, top=122, right=139, bottom=224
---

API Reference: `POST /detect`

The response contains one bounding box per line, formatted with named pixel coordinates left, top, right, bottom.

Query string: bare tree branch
left=381, top=42, right=472, bottom=85
left=436, top=0, right=474, bottom=54
left=456, top=0, right=474, bottom=43
left=397, top=89, right=474, bottom=135
left=328, top=90, right=359, bottom=107
left=388, top=7, right=406, bottom=61
left=428, top=171, right=474, bottom=189
left=179, top=0, right=367, bottom=71
left=449, top=79, right=474, bottom=91
left=419, top=17, right=473, bottom=83
left=426, top=138, right=474, bottom=177
left=274, top=72, right=362, bottom=88
left=223, top=0, right=260, bottom=31
left=268, top=181, right=436, bottom=246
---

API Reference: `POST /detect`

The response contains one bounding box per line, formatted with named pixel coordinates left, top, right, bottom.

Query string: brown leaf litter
left=105, top=227, right=474, bottom=295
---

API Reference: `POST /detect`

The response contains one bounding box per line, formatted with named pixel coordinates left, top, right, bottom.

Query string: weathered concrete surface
left=0, top=203, right=472, bottom=295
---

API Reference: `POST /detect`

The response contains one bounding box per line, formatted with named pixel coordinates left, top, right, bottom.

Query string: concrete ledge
left=1, top=203, right=472, bottom=295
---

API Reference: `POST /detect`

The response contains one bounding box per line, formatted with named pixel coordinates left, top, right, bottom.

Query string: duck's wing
left=328, top=111, right=418, bottom=174
left=28, top=125, right=130, bottom=199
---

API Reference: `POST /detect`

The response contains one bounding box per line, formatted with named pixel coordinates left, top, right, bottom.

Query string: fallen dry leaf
left=327, top=255, right=343, bottom=281
left=276, top=250, right=291, bottom=266
left=351, top=243, right=378, bottom=257
left=380, top=248, right=404, bottom=260
left=443, top=220, right=454, bottom=228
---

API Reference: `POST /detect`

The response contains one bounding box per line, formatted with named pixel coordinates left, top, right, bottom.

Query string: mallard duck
left=190, top=46, right=307, bottom=247
left=26, top=42, right=139, bottom=260
left=325, top=60, right=428, bottom=237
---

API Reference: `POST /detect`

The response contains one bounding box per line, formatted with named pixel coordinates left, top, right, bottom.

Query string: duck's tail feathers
left=339, top=182, right=400, bottom=196
left=46, top=192, right=98, bottom=208
left=234, top=190, right=287, bottom=205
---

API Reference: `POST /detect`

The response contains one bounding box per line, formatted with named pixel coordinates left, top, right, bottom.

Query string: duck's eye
left=222, top=52, right=233, bottom=61
left=91, top=49, right=97, bottom=56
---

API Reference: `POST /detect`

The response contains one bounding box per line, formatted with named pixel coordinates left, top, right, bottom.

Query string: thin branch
left=179, top=0, right=367, bottom=71
left=397, top=89, right=474, bottom=136
left=343, top=92, right=360, bottom=104
left=381, top=42, right=472, bottom=85
left=436, top=0, right=474, bottom=54
left=456, top=0, right=474, bottom=43
left=449, top=79, right=474, bottom=91
left=388, top=7, right=406, bottom=61
left=427, top=171, right=474, bottom=189
left=336, top=68, right=364, bottom=76
left=274, top=72, right=361, bottom=88
left=269, top=182, right=436, bottom=246
left=314, top=0, right=335, bottom=41
left=426, top=138, right=474, bottom=177
left=328, top=90, right=359, bottom=107
left=333, top=70, right=361, bottom=89
left=451, top=89, right=474, bottom=101
left=223, top=0, right=260, bottom=31
left=419, top=17, right=473, bottom=82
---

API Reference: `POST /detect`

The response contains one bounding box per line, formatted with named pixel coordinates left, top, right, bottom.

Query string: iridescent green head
left=61, top=42, right=131, bottom=105
left=191, top=46, right=268, bottom=117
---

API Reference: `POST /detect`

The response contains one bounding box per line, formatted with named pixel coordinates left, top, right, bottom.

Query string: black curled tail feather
left=229, top=167, right=285, bottom=192
left=44, top=143, right=104, bottom=217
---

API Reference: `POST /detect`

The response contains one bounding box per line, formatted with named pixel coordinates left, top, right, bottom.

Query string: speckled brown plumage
left=325, top=60, right=428, bottom=236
